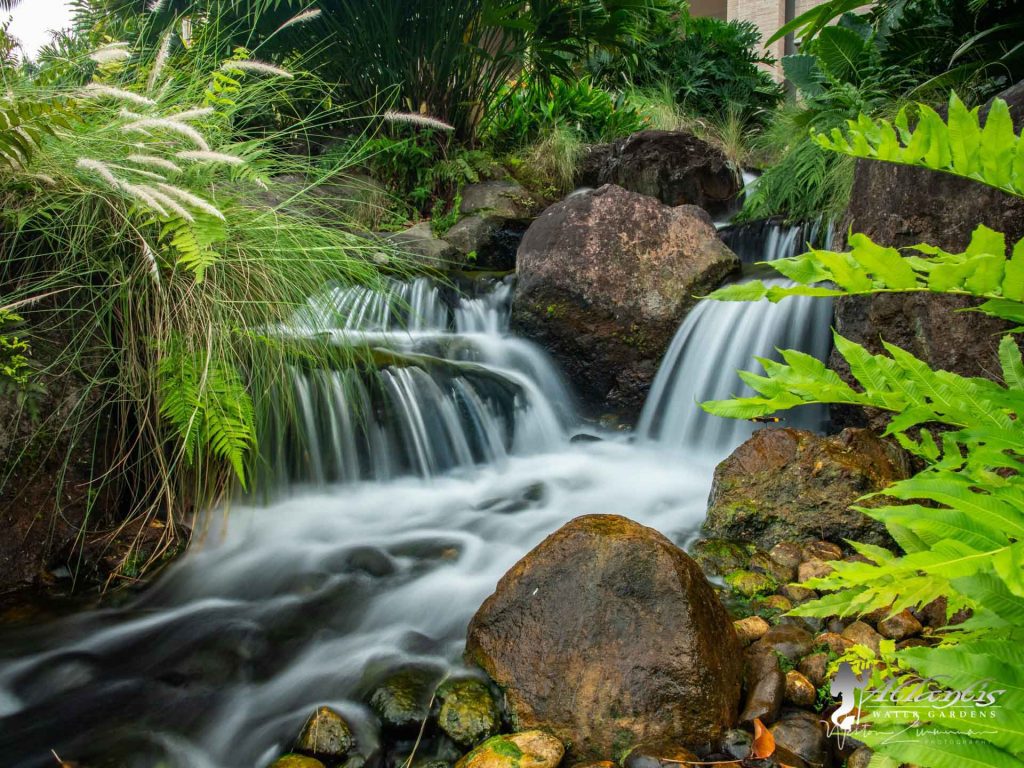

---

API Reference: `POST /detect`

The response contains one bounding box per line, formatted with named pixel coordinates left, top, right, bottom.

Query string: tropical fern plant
left=703, top=93, right=1024, bottom=768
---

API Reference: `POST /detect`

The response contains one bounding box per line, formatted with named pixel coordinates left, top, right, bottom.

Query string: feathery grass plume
left=176, top=150, right=243, bottom=165
left=223, top=60, right=294, bottom=79
left=90, top=43, right=132, bottom=65
left=120, top=166, right=169, bottom=181
left=123, top=118, right=211, bottom=151
left=383, top=110, right=454, bottom=132
left=142, top=186, right=195, bottom=221
left=125, top=184, right=170, bottom=216
left=148, top=0, right=168, bottom=11
left=82, top=84, right=156, bottom=107
left=119, top=108, right=145, bottom=121
left=127, top=154, right=182, bottom=173
left=155, top=182, right=225, bottom=220
left=29, top=173, right=57, bottom=187
left=141, top=240, right=162, bottom=285
left=147, top=31, right=174, bottom=92
left=274, top=8, right=322, bottom=34
left=168, top=106, right=215, bottom=122
left=76, top=157, right=124, bottom=191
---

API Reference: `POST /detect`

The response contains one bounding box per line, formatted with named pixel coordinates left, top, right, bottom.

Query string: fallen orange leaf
left=751, top=718, right=776, bottom=759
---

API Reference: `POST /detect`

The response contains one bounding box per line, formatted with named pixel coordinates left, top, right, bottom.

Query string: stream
left=0, top=219, right=833, bottom=768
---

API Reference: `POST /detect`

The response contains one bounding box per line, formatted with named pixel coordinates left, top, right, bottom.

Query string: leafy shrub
left=705, top=93, right=1024, bottom=768
left=483, top=75, right=647, bottom=153
left=591, top=6, right=783, bottom=126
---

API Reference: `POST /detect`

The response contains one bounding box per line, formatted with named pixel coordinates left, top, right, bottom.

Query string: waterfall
left=637, top=218, right=835, bottom=454
left=262, top=277, right=573, bottom=486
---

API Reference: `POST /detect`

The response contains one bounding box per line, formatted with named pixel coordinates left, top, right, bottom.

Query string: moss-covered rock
left=295, top=706, right=355, bottom=759
left=724, top=570, right=777, bottom=598
left=454, top=731, right=564, bottom=768
left=368, top=664, right=445, bottom=732
left=270, top=754, right=327, bottom=768
left=690, top=539, right=753, bottom=577
left=436, top=678, right=501, bottom=746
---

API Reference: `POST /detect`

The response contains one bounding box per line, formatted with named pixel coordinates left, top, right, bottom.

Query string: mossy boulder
left=705, top=427, right=911, bottom=548
left=271, top=754, right=327, bottom=768
left=454, top=731, right=564, bottom=768
left=724, top=570, right=777, bottom=598
left=437, top=678, right=502, bottom=746
left=690, top=539, right=753, bottom=577
left=511, top=184, right=739, bottom=419
left=295, top=706, right=355, bottom=759
left=465, top=514, right=742, bottom=760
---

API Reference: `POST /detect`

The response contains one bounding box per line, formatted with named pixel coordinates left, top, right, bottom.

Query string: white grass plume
left=148, top=0, right=168, bottom=11
left=128, top=154, right=182, bottom=173
left=177, top=150, right=244, bottom=166
left=155, top=183, right=225, bottom=221
left=119, top=108, right=145, bottom=121
left=274, top=8, right=322, bottom=34
left=141, top=240, right=162, bottom=286
left=168, top=106, right=215, bottom=122
left=383, top=110, right=454, bottom=132
left=125, top=184, right=169, bottom=216
left=123, top=118, right=211, bottom=151
left=147, top=31, right=174, bottom=92
left=77, top=158, right=123, bottom=191
left=142, top=186, right=195, bottom=221
left=83, top=84, right=155, bottom=107
left=223, top=59, right=294, bottom=79
left=90, top=44, right=132, bottom=65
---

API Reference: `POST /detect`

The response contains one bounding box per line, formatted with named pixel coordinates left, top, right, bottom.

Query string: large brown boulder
left=577, top=131, right=742, bottom=218
left=704, top=428, right=911, bottom=548
left=511, top=184, right=739, bottom=418
left=465, top=514, right=742, bottom=761
left=834, top=80, right=1024, bottom=430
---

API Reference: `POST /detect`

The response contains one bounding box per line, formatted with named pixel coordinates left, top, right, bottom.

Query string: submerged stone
left=436, top=677, right=502, bottom=746
left=369, top=664, right=445, bottom=732
left=271, top=754, right=327, bottom=768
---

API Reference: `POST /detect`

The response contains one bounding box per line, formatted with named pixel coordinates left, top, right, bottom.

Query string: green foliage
left=814, top=93, right=1024, bottom=197
left=703, top=94, right=1024, bottom=767
left=0, top=310, right=30, bottom=384
left=483, top=75, right=647, bottom=153
left=158, top=339, right=255, bottom=488
left=589, top=7, right=782, bottom=126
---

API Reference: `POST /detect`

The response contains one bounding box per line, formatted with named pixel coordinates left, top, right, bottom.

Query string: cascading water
left=637, top=218, right=835, bottom=455
left=0, top=219, right=837, bottom=768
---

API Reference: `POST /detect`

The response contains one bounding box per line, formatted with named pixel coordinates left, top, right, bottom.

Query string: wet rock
left=780, top=584, right=817, bottom=604
left=833, top=80, right=1024, bottom=431
left=754, top=624, right=814, bottom=663
left=460, top=181, right=537, bottom=221
left=368, top=665, right=445, bottom=732
left=841, top=622, right=883, bottom=655
left=914, top=596, right=949, bottom=628
left=815, top=632, right=854, bottom=657
left=769, top=542, right=803, bottom=572
left=756, top=594, right=793, bottom=614
left=797, top=560, right=834, bottom=583
left=802, top=541, right=843, bottom=563
left=798, top=653, right=829, bottom=688
left=740, top=647, right=785, bottom=725
left=576, top=130, right=742, bottom=218
left=705, top=428, right=910, bottom=548
left=342, top=756, right=368, bottom=768
left=622, top=742, right=699, bottom=768
left=385, top=223, right=457, bottom=270
left=733, top=616, right=771, bottom=646
left=446, top=216, right=527, bottom=271
left=721, top=728, right=753, bottom=760
left=784, top=671, right=818, bottom=709
left=771, top=716, right=830, bottom=768
left=691, top=539, right=752, bottom=577
left=511, top=185, right=739, bottom=418
left=877, top=609, right=923, bottom=641
left=572, top=763, right=617, bottom=768
left=825, top=617, right=848, bottom=634
left=752, top=550, right=796, bottom=584
left=465, top=515, right=742, bottom=760
left=725, top=569, right=777, bottom=598
left=271, top=755, right=327, bottom=768
left=847, top=746, right=874, bottom=768
left=294, top=706, right=355, bottom=760
left=454, top=731, right=564, bottom=768
left=436, top=678, right=501, bottom=746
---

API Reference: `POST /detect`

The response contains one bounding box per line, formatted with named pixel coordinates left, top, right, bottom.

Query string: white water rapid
left=0, top=220, right=834, bottom=768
